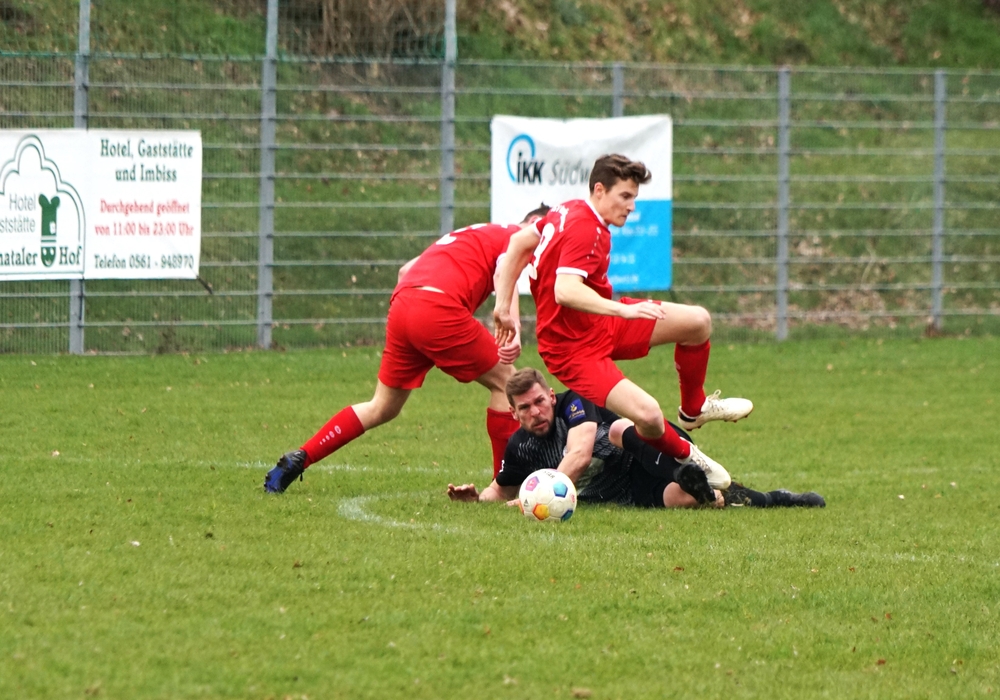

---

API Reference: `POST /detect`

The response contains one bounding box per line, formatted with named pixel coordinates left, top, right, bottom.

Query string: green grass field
left=2, top=337, right=999, bottom=699
left=4, top=0, right=1000, bottom=355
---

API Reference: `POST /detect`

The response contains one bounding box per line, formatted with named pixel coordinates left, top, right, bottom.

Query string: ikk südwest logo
left=506, top=133, right=593, bottom=188
left=0, top=135, right=85, bottom=278
left=507, top=134, right=544, bottom=184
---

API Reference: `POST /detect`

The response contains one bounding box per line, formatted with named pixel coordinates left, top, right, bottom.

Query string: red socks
left=675, top=340, right=710, bottom=418
left=300, top=405, right=517, bottom=476
left=301, top=406, right=365, bottom=467
left=637, top=419, right=692, bottom=460
left=487, top=408, right=521, bottom=478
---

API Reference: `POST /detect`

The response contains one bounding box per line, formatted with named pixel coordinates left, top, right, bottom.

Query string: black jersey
left=496, top=391, right=636, bottom=505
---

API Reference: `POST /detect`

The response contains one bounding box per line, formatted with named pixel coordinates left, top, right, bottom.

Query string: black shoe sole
left=674, top=462, right=716, bottom=505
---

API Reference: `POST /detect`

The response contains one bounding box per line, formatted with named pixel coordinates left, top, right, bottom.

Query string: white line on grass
left=313, top=463, right=452, bottom=475
left=335, top=492, right=622, bottom=545
left=236, top=460, right=454, bottom=475
left=337, top=492, right=460, bottom=533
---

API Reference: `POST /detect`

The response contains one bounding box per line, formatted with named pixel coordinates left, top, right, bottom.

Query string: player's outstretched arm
left=447, top=483, right=480, bottom=501
left=495, top=259, right=522, bottom=364
left=556, top=421, right=598, bottom=484
left=493, top=226, right=540, bottom=346
left=447, top=481, right=517, bottom=503
left=554, top=274, right=667, bottom=320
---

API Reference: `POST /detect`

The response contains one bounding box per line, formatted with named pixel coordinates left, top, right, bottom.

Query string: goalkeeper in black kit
left=447, top=368, right=825, bottom=509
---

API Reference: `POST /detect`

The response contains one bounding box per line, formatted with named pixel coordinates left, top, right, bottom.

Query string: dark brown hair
left=520, top=203, right=551, bottom=223
left=588, top=154, right=651, bottom=193
left=505, top=367, right=550, bottom=407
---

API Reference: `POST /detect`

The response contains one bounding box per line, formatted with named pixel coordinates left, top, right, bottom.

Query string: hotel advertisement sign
left=0, top=129, right=201, bottom=281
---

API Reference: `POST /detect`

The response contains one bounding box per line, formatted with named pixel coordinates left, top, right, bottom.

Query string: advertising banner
left=490, top=115, right=672, bottom=292
left=0, top=129, right=202, bottom=281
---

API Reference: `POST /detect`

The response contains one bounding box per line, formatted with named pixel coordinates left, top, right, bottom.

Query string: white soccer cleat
left=679, top=443, right=731, bottom=491
left=678, top=390, right=754, bottom=431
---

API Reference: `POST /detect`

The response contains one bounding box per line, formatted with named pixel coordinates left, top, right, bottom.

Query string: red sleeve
left=555, top=211, right=604, bottom=279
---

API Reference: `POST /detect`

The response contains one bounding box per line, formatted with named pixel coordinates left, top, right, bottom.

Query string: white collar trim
left=585, top=198, right=608, bottom=227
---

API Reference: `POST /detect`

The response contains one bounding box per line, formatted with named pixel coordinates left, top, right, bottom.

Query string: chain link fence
left=2, top=1, right=999, bottom=353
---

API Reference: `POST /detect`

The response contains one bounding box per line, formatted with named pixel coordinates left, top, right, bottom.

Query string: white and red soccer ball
left=518, top=469, right=577, bottom=522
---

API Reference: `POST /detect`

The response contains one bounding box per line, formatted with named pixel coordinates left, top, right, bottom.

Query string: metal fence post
left=775, top=67, right=791, bottom=341
left=438, top=0, right=457, bottom=235
left=612, top=62, right=624, bottom=117
left=257, top=0, right=279, bottom=349
left=931, top=69, right=947, bottom=332
left=70, top=0, right=91, bottom=354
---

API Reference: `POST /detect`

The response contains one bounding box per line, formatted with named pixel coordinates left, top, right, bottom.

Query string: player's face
left=591, top=179, right=639, bottom=227
left=511, top=384, right=557, bottom=437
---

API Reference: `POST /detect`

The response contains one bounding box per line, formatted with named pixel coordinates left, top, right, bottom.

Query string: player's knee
left=365, top=399, right=404, bottom=426
left=663, top=483, right=697, bottom=508
left=608, top=419, right=632, bottom=448
left=494, top=361, right=517, bottom=384
left=480, top=362, right=515, bottom=393
left=689, top=305, right=712, bottom=343
left=632, top=404, right=664, bottom=436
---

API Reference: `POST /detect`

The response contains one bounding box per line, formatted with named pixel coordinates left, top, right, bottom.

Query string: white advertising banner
left=490, top=115, right=672, bottom=292
left=0, top=129, right=202, bottom=281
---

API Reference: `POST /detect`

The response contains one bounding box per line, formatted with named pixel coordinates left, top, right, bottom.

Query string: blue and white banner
left=490, top=115, right=672, bottom=292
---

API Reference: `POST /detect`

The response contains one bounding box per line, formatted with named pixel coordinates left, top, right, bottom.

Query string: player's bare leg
left=474, top=361, right=517, bottom=412
left=605, top=379, right=665, bottom=439
left=646, top=302, right=753, bottom=431
left=352, top=381, right=411, bottom=429
left=264, top=381, right=411, bottom=494
left=605, top=378, right=730, bottom=490
left=608, top=418, right=726, bottom=503
left=647, top=301, right=712, bottom=348
left=475, top=361, right=520, bottom=477
left=663, top=482, right=724, bottom=509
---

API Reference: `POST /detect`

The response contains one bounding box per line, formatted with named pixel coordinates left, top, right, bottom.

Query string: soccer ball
left=518, top=469, right=577, bottom=522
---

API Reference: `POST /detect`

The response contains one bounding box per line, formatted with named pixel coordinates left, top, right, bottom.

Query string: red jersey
left=528, top=199, right=613, bottom=349
left=394, top=223, right=520, bottom=313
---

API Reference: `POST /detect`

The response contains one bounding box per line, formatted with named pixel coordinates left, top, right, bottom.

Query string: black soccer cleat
left=673, top=462, right=716, bottom=505
left=770, top=489, right=826, bottom=508
left=723, top=481, right=754, bottom=507
left=264, top=449, right=307, bottom=494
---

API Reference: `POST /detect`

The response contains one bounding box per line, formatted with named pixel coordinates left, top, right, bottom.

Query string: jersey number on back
left=436, top=223, right=487, bottom=246
left=528, top=206, right=568, bottom=279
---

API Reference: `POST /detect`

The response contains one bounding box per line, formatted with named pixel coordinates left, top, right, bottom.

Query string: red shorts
left=539, top=297, right=657, bottom=406
left=378, top=288, right=499, bottom=390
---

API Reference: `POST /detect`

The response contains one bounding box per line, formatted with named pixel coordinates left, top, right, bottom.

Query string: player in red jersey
left=492, top=154, right=752, bottom=489
left=264, top=205, right=550, bottom=493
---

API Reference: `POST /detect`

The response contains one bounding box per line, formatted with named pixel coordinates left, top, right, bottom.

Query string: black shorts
left=620, top=424, right=690, bottom=509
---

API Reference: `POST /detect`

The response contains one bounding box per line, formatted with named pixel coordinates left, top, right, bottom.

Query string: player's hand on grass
left=447, top=483, right=480, bottom=502
left=619, top=301, right=667, bottom=321
left=504, top=498, right=520, bottom=508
